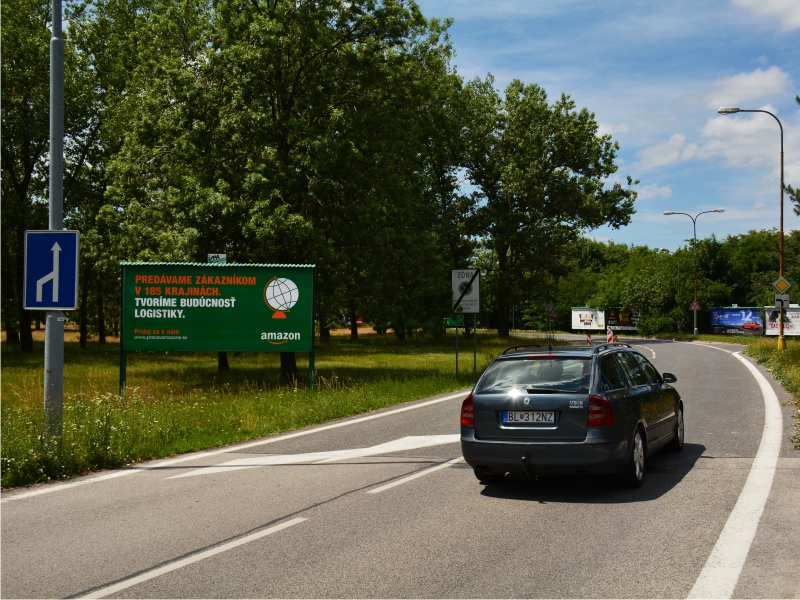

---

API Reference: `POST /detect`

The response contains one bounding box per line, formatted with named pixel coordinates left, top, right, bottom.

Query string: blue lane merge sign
left=23, top=230, right=80, bottom=310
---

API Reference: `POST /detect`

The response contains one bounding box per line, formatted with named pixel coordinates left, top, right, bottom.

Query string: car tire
left=619, top=427, right=645, bottom=488
left=667, top=404, right=684, bottom=453
left=474, top=468, right=504, bottom=485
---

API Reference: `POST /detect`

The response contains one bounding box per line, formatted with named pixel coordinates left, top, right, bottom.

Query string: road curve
left=2, top=339, right=798, bottom=599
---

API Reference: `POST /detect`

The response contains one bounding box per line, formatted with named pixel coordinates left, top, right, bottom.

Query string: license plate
left=502, top=411, right=555, bottom=424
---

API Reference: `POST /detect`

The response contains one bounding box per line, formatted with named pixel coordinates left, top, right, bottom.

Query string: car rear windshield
left=475, top=357, right=591, bottom=394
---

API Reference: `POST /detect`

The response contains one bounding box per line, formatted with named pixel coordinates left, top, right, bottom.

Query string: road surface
left=2, top=339, right=799, bottom=598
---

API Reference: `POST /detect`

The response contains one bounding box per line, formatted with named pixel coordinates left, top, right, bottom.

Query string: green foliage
left=745, top=338, right=800, bottom=449
left=464, top=77, right=637, bottom=336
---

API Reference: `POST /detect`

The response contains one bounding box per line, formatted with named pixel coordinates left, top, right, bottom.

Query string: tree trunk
left=319, top=308, right=330, bottom=344
left=349, top=307, right=358, bottom=340
left=218, top=351, right=230, bottom=373
left=79, top=266, right=90, bottom=349
left=280, top=351, right=298, bottom=384
left=393, top=318, right=406, bottom=342
left=97, top=282, right=106, bottom=344
left=16, top=228, right=33, bottom=352
left=5, top=324, right=20, bottom=344
left=495, top=247, right=510, bottom=338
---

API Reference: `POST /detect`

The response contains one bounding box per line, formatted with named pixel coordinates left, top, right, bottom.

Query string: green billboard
left=121, top=263, right=315, bottom=353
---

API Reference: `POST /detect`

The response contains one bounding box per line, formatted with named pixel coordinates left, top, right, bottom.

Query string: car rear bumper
left=461, top=429, right=629, bottom=476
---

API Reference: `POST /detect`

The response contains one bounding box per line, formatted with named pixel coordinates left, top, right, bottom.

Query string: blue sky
left=415, top=0, right=800, bottom=251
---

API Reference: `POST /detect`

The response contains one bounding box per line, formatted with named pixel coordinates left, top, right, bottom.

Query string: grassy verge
left=742, top=338, right=800, bottom=449
left=1, top=329, right=551, bottom=488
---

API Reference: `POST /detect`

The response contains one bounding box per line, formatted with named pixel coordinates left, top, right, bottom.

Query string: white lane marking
left=688, top=352, right=783, bottom=599
left=78, top=517, right=306, bottom=599
left=1, top=390, right=469, bottom=503
left=169, top=434, right=461, bottom=479
left=694, top=342, right=736, bottom=355
left=367, top=457, right=464, bottom=494
left=637, top=345, right=656, bottom=359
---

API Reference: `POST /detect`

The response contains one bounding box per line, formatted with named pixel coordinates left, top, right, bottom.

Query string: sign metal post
left=452, top=269, right=480, bottom=379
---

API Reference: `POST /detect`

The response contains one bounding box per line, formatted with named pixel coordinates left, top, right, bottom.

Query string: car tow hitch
left=521, top=455, right=538, bottom=481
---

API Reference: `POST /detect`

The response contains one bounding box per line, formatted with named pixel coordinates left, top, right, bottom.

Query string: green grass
left=742, top=338, right=800, bottom=450
left=1, top=330, right=553, bottom=488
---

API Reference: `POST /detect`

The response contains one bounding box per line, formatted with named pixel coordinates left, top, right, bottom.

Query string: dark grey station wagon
left=460, top=343, right=683, bottom=488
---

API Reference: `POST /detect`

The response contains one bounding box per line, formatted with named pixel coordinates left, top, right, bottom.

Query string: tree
left=106, top=0, right=460, bottom=380
left=465, top=77, right=637, bottom=337
left=2, top=0, right=53, bottom=350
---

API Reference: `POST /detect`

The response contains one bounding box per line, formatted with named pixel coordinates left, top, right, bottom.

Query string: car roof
left=497, top=342, right=633, bottom=359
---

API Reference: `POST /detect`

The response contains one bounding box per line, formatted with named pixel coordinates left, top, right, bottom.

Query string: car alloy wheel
left=620, top=428, right=645, bottom=488
left=669, top=405, right=684, bottom=452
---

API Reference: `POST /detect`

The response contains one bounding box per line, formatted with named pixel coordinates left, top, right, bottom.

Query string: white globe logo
left=265, top=277, right=299, bottom=318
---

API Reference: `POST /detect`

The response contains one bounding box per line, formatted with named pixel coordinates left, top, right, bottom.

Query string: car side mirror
left=662, top=372, right=677, bottom=383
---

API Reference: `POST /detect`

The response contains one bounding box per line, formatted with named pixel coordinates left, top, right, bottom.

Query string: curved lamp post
left=663, top=209, right=725, bottom=336
left=718, top=107, right=786, bottom=351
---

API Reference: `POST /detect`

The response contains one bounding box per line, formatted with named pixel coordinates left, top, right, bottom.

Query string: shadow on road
left=477, top=442, right=706, bottom=504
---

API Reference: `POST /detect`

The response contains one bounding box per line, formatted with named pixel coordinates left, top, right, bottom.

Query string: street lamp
left=663, top=209, right=725, bottom=336
left=718, top=106, right=786, bottom=351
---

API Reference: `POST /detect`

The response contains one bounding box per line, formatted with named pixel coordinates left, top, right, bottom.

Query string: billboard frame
left=119, top=262, right=316, bottom=390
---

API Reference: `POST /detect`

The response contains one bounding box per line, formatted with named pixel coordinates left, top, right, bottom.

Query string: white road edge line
left=636, top=345, right=656, bottom=359
left=688, top=351, right=783, bottom=599
left=2, top=390, right=469, bottom=503
left=78, top=518, right=307, bottom=599
left=367, top=457, right=464, bottom=494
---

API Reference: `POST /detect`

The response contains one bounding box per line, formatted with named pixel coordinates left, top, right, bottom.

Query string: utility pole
left=44, top=0, right=65, bottom=435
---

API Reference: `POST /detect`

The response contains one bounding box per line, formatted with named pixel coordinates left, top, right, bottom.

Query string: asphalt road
left=2, top=339, right=799, bottom=599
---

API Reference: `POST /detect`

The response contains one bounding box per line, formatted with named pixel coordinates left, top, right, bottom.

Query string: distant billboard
left=764, top=305, right=800, bottom=336
left=571, top=308, right=605, bottom=330
left=606, top=308, right=639, bottom=331
left=710, top=307, right=763, bottom=335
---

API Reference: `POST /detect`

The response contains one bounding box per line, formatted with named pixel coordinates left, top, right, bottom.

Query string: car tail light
left=461, top=395, right=475, bottom=426
left=588, top=395, right=615, bottom=426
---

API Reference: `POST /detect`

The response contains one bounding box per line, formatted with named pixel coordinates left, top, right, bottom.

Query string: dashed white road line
left=78, top=517, right=307, bottom=599
left=367, top=457, right=464, bottom=494
left=1, top=390, right=469, bottom=503
left=688, top=348, right=783, bottom=599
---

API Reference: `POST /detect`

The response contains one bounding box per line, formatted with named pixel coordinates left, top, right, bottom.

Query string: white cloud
left=597, top=122, right=630, bottom=136
left=704, top=66, right=790, bottom=109
left=636, top=134, right=698, bottom=170
left=731, top=0, right=800, bottom=31
left=637, top=183, right=673, bottom=200
left=697, top=106, right=782, bottom=168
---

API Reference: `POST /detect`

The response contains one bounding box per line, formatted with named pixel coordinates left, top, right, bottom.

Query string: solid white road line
left=169, top=434, right=461, bottom=479
left=636, top=345, right=656, bottom=359
left=78, top=518, right=307, bottom=599
left=367, top=457, right=464, bottom=494
left=2, top=390, right=469, bottom=503
left=688, top=351, right=783, bottom=599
